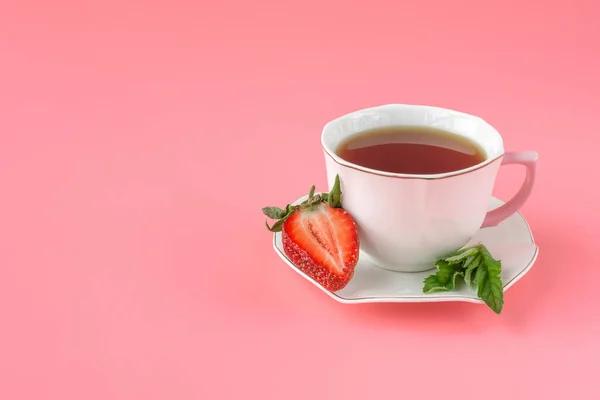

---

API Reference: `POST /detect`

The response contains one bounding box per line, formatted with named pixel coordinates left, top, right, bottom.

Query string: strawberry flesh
left=282, top=203, right=359, bottom=291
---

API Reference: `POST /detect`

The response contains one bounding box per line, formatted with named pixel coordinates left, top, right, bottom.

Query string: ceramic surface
left=321, top=104, right=537, bottom=270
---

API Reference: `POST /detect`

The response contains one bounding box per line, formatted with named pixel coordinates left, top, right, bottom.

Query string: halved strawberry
left=262, top=176, right=359, bottom=291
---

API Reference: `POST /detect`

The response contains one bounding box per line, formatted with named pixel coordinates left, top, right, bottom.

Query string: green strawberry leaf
left=285, top=204, right=296, bottom=215
left=265, top=218, right=286, bottom=233
left=262, top=174, right=345, bottom=234
left=308, top=185, right=316, bottom=200
left=328, top=175, right=342, bottom=208
left=261, top=206, right=287, bottom=220
left=262, top=174, right=344, bottom=233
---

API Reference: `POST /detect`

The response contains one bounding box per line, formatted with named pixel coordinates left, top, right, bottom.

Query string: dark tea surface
left=336, top=126, right=486, bottom=175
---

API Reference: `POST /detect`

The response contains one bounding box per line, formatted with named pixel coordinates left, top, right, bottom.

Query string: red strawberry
left=262, top=176, right=359, bottom=291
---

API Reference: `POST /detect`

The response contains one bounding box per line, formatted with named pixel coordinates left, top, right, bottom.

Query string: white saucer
left=272, top=196, right=538, bottom=304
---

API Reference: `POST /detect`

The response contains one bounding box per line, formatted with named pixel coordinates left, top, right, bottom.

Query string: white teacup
left=321, top=104, right=537, bottom=272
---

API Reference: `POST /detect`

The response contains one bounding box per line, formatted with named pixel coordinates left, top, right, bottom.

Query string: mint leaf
left=477, top=246, right=504, bottom=314
left=473, top=260, right=487, bottom=287
left=477, top=265, right=503, bottom=314
left=423, top=260, right=462, bottom=293
left=444, top=247, right=479, bottom=264
left=463, top=255, right=481, bottom=287
left=422, top=244, right=504, bottom=314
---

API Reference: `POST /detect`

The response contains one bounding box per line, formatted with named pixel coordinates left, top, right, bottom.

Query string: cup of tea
left=321, top=104, right=537, bottom=272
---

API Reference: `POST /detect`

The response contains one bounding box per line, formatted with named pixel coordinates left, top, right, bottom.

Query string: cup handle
left=481, top=151, right=538, bottom=228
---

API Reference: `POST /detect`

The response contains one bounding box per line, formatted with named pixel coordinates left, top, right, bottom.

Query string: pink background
left=1, top=1, right=598, bottom=399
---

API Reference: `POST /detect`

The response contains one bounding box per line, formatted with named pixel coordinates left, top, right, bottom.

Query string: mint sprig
left=423, top=244, right=504, bottom=314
